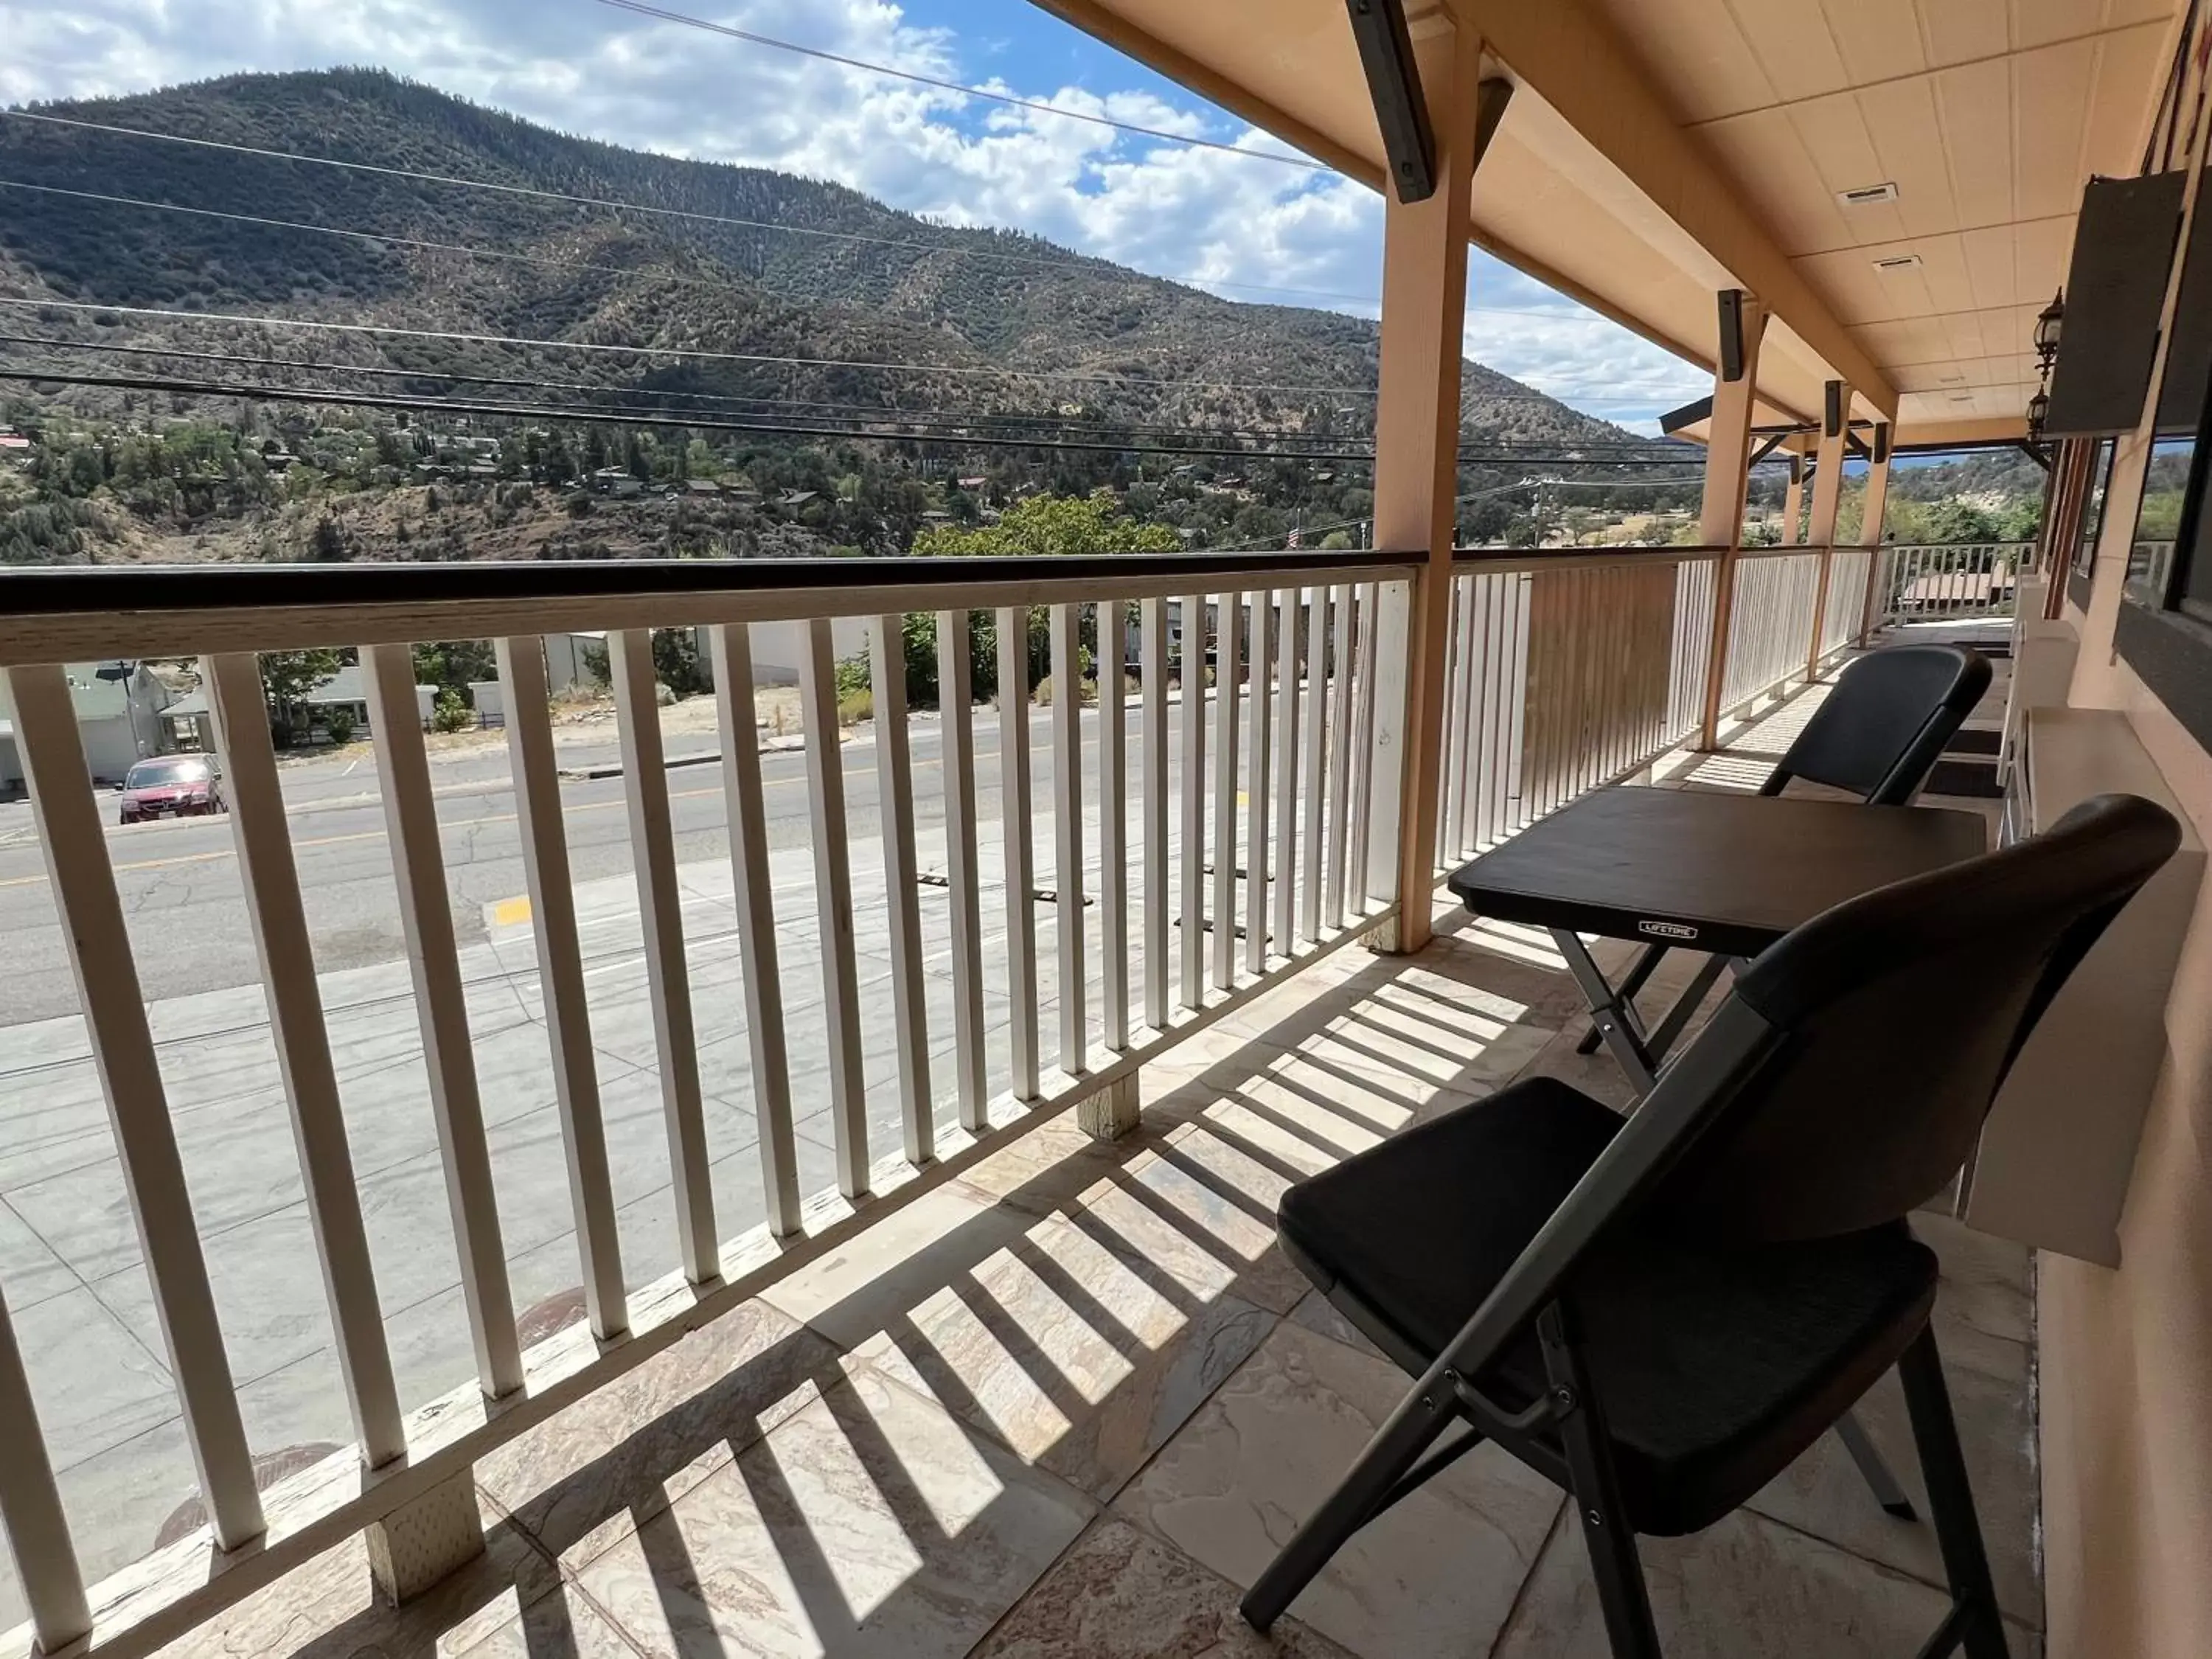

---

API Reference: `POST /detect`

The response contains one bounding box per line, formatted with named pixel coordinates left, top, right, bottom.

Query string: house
left=773, top=489, right=819, bottom=511
left=251, top=665, right=437, bottom=737
left=0, top=661, right=175, bottom=792
left=590, top=467, right=643, bottom=498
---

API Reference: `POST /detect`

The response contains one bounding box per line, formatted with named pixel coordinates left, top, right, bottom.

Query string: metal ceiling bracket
left=1346, top=0, right=1438, bottom=204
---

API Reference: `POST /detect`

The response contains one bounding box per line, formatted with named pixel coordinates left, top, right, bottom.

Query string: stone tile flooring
left=148, top=887, right=2044, bottom=1658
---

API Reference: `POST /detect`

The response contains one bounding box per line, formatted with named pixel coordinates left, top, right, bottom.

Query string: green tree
left=260, top=648, right=341, bottom=709
left=911, top=490, right=1180, bottom=560
left=1919, top=499, right=2003, bottom=545
left=411, top=640, right=498, bottom=692
left=259, top=648, right=342, bottom=744
left=653, top=628, right=709, bottom=698
left=911, top=493, right=1175, bottom=693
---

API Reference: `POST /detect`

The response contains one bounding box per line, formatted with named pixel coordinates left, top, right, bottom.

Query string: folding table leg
left=1551, top=929, right=1658, bottom=1095
left=1574, top=942, right=1669, bottom=1054
left=1643, top=953, right=1736, bottom=1067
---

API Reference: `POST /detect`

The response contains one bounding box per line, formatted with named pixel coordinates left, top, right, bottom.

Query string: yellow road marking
left=493, top=897, right=534, bottom=927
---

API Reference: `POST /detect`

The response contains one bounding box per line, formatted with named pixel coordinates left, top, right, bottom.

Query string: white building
left=0, top=661, right=174, bottom=792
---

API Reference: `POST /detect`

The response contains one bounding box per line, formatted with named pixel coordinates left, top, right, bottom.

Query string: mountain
left=0, top=67, right=1642, bottom=451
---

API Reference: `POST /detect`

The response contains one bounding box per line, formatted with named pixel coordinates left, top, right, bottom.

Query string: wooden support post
left=1372, top=19, right=1489, bottom=955
left=1697, top=291, right=1769, bottom=751
left=1804, top=380, right=1849, bottom=680
left=1855, top=423, right=1895, bottom=644
left=1781, top=454, right=1806, bottom=545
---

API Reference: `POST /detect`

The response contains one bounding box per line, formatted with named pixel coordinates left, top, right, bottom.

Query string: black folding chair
left=1244, top=793, right=2177, bottom=1659
left=1578, top=641, right=1994, bottom=1062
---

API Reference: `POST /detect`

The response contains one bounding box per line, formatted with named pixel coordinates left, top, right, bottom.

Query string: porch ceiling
left=1037, top=0, right=2180, bottom=446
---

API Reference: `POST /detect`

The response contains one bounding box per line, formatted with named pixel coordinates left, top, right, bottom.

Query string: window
left=2076, top=437, right=2118, bottom=578
left=2124, top=436, right=2194, bottom=608
left=2113, top=343, right=2212, bottom=754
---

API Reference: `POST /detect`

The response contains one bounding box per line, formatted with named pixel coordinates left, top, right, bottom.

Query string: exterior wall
left=78, top=712, right=161, bottom=783
left=2040, top=585, right=2212, bottom=1659
left=748, top=618, right=866, bottom=686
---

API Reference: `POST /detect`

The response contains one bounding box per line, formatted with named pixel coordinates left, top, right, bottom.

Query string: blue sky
left=0, top=0, right=1714, bottom=429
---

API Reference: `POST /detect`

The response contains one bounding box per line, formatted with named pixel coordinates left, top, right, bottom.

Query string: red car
left=118, top=755, right=226, bottom=824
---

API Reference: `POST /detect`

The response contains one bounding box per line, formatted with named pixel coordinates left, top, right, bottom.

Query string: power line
left=0, top=131, right=1620, bottom=326
left=11, top=327, right=1699, bottom=448
left=590, top=0, right=1330, bottom=171
left=0, top=293, right=1382, bottom=397
left=0, top=330, right=1377, bottom=438
left=0, top=177, right=771, bottom=287
left=0, top=108, right=1387, bottom=307
left=0, top=361, right=1728, bottom=468
left=0, top=296, right=1692, bottom=437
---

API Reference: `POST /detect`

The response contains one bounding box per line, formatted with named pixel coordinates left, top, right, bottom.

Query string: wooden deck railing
left=0, top=535, right=1864, bottom=1656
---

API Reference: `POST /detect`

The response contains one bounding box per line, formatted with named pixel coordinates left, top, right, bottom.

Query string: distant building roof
left=0, top=434, right=30, bottom=450
left=956, top=476, right=987, bottom=488
left=776, top=490, right=818, bottom=507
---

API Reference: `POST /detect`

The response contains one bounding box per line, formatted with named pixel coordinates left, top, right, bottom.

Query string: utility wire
left=0, top=108, right=1393, bottom=307
left=0, top=295, right=1680, bottom=413
left=0, top=330, right=1385, bottom=439
left=0, top=293, right=1382, bottom=397
left=0, top=132, right=1614, bottom=324
left=8, top=325, right=1691, bottom=445
left=590, top=0, right=1329, bottom=171
left=0, top=361, right=1727, bottom=467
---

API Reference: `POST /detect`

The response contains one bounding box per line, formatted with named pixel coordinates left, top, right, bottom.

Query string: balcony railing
left=0, top=536, right=1888, bottom=1657
left=1874, top=541, right=2033, bottom=627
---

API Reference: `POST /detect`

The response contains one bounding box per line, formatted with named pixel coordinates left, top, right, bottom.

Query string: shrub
left=837, top=688, right=873, bottom=726
left=323, top=707, right=356, bottom=745
left=432, top=689, right=473, bottom=733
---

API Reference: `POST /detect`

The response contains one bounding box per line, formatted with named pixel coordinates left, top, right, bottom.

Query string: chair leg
left=1240, top=1371, right=1456, bottom=1631
left=1540, top=1303, right=1663, bottom=1659
left=1898, top=1326, right=2009, bottom=1659
left=1575, top=943, right=1669, bottom=1054
left=1834, top=1409, right=1919, bottom=1520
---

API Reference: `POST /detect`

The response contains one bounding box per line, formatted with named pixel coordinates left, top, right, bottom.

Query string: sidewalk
left=0, top=791, right=1210, bottom=1628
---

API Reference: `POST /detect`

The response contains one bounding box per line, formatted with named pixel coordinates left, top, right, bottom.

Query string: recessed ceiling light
left=1838, top=182, right=1900, bottom=206
left=1873, top=254, right=1924, bottom=272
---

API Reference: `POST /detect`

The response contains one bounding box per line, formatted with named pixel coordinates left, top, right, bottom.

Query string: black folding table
left=1447, top=784, right=1990, bottom=1521
left=1447, top=787, right=1991, bottom=1094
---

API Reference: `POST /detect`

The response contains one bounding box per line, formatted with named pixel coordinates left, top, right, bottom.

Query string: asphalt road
left=0, top=698, right=1239, bottom=1026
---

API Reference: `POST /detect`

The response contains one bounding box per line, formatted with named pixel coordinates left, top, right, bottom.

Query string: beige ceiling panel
left=1589, top=0, right=1776, bottom=122
left=1795, top=247, right=1910, bottom=320
left=1850, top=314, right=1955, bottom=366
left=1722, top=0, right=1852, bottom=105
left=2079, top=21, right=2175, bottom=173
left=1859, top=78, right=1962, bottom=238
left=1932, top=57, right=2020, bottom=225
left=2014, top=38, right=2102, bottom=220
left=1785, top=95, right=1908, bottom=240
left=1696, top=110, right=1857, bottom=254
left=2014, top=0, right=2113, bottom=51
left=1909, top=234, right=1983, bottom=312
left=1921, top=0, right=2014, bottom=66
left=1822, top=0, right=1930, bottom=83
left=1960, top=223, right=2023, bottom=307
left=2011, top=214, right=2072, bottom=300
left=1940, top=308, right=1997, bottom=362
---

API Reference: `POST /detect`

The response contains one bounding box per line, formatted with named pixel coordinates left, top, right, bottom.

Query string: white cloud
left=0, top=0, right=1711, bottom=417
